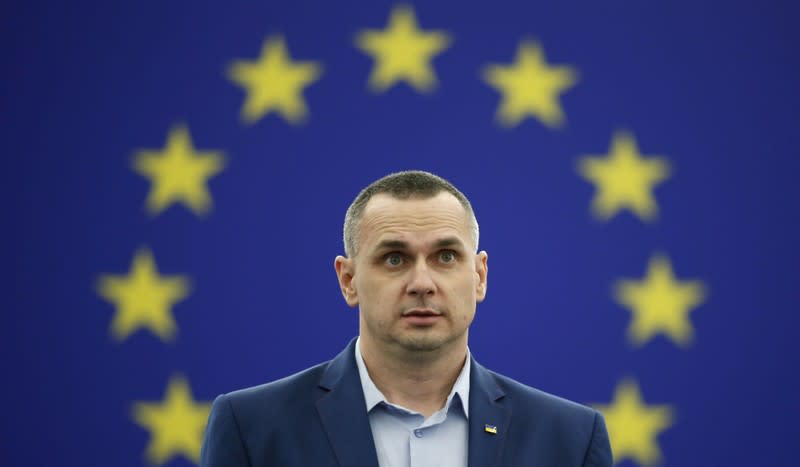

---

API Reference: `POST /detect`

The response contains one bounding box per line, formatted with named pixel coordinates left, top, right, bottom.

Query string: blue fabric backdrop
left=2, top=1, right=799, bottom=466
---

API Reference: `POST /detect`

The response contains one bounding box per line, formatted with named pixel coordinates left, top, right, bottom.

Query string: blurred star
left=132, top=375, right=211, bottom=465
left=96, top=248, right=190, bottom=342
left=577, top=131, right=670, bottom=222
left=228, top=35, right=322, bottom=124
left=615, top=254, right=706, bottom=347
left=132, top=124, right=225, bottom=216
left=355, top=5, right=451, bottom=93
left=483, top=40, right=577, bottom=127
left=593, top=380, right=674, bottom=466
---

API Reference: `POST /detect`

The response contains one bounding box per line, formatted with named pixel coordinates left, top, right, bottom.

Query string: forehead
left=359, top=192, right=471, bottom=248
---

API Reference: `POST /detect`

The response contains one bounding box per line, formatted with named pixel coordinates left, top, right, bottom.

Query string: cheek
left=356, top=275, right=400, bottom=306
left=447, top=280, right=478, bottom=315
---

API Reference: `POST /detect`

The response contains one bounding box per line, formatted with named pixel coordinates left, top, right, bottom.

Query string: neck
left=359, top=335, right=467, bottom=418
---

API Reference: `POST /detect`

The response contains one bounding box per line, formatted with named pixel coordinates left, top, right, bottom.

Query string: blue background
left=2, top=0, right=799, bottom=465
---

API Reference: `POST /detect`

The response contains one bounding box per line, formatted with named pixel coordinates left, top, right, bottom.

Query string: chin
left=395, top=333, right=460, bottom=353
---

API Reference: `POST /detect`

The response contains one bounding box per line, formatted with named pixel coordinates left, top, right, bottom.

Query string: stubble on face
left=351, top=192, right=486, bottom=359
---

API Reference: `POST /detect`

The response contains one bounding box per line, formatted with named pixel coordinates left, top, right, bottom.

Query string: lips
left=402, top=308, right=442, bottom=325
left=402, top=308, right=441, bottom=317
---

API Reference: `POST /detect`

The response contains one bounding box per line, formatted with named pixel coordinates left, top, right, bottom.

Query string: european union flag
left=3, top=1, right=799, bottom=466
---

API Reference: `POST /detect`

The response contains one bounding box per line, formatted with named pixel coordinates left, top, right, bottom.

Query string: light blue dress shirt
left=355, top=338, right=471, bottom=467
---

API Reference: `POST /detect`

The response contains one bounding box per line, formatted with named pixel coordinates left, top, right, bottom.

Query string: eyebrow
left=373, top=239, right=409, bottom=252
left=372, top=236, right=466, bottom=253
left=434, top=236, right=466, bottom=249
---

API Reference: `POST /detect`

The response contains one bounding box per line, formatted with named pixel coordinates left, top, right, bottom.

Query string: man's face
left=335, top=192, right=488, bottom=355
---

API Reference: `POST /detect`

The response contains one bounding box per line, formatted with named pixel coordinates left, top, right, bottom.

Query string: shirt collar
left=354, top=336, right=471, bottom=418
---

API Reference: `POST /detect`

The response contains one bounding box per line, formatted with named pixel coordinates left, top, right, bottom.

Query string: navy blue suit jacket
left=200, top=339, right=612, bottom=466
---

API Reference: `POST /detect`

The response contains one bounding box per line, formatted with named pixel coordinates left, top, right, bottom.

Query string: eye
left=385, top=253, right=404, bottom=267
left=439, top=250, right=457, bottom=264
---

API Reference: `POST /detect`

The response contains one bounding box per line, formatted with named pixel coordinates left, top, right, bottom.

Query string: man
left=200, top=170, right=612, bottom=466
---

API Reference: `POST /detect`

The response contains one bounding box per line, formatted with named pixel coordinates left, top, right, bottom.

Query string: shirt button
left=414, top=429, right=424, bottom=438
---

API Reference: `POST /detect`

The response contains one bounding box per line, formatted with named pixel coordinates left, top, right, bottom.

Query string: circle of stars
left=91, top=3, right=712, bottom=465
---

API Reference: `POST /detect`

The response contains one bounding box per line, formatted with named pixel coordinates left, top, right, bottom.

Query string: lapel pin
left=484, top=424, right=498, bottom=434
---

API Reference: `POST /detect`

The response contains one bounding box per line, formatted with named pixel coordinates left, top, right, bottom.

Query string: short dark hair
left=343, top=170, right=479, bottom=257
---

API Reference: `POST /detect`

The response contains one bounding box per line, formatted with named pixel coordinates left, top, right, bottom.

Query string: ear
left=474, top=251, right=488, bottom=302
left=334, top=255, right=359, bottom=307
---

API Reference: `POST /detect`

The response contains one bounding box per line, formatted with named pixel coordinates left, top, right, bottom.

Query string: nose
left=406, top=259, right=436, bottom=297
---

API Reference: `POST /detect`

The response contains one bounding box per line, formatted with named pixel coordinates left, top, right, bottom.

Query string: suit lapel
left=468, top=360, right=511, bottom=467
left=315, top=339, right=380, bottom=467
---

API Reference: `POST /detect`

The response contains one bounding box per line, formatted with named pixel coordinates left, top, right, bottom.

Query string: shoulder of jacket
left=486, top=369, right=600, bottom=422
left=221, top=360, right=329, bottom=412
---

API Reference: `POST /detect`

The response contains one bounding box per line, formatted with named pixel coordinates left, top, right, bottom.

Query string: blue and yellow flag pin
left=484, top=424, right=498, bottom=434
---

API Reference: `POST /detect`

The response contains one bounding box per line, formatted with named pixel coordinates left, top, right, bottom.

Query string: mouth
left=401, top=308, right=442, bottom=325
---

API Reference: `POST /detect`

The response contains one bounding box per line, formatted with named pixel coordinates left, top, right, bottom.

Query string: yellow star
left=483, top=40, right=577, bottom=127
left=132, top=125, right=225, bottom=217
left=615, top=255, right=707, bottom=347
left=593, top=380, right=674, bottom=466
left=355, top=5, right=451, bottom=92
left=132, top=375, right=211, bottom=465
left=577, top=131, right=670, bottom=222
left=227, top=35, right=322, bottom=124
left=96, top=248, right=191, bottom=342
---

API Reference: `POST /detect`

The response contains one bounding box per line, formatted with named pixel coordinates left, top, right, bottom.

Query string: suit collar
left=316, top=338, right=380, bottom=467
left=468, top=358, right=511, bottom=467
left=316, top=339, right=511, bottom=467
left=353, top=336, right=472, bottom=418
